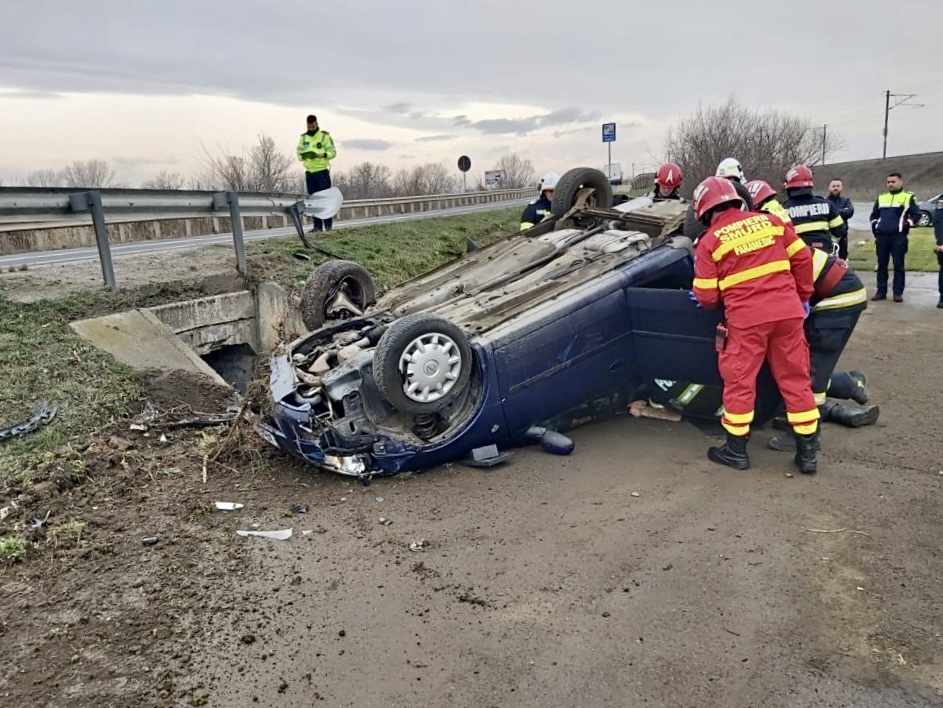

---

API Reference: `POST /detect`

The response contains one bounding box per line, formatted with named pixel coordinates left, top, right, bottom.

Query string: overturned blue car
left=257, top=167, right=790, bottom=479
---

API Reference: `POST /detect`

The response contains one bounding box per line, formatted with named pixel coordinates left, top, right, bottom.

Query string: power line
left=883, top=89, right=924, bottom=159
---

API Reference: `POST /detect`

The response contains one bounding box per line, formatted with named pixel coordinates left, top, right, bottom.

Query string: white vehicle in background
left=602, top=163, right=623, bottom=185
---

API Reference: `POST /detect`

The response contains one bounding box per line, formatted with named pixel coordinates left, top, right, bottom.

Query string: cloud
left=416, top=134, right=456, bottom=143
left=468, top=108, right=601, bottom=135
left=0, top=89, right=63, bottom=100
left=385, top=102, right=411, bottom=114
left=342, top=139, right=393, bottom=151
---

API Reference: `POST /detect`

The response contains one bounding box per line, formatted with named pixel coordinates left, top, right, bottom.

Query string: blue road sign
left=602, top=122, right=616, bottom=143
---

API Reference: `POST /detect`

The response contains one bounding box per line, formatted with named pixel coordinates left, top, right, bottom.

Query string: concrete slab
left=70, top=309, right=229, bottom=387
left=148, top=291, right=257, bottom=355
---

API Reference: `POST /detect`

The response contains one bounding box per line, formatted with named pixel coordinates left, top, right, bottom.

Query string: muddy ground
left=2, top=273, right=943, bottom=708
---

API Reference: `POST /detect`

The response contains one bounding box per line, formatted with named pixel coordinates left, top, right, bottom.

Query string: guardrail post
left=214, top=192, right=246, bottom=274
left=69, top=191, right=117, bottom=291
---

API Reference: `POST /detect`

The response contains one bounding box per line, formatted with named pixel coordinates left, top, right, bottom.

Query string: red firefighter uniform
left=692, top=209, right=819, bottom=439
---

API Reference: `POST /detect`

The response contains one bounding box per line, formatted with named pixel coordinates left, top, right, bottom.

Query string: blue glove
left=688, top=291, right=701, bottom=308
left=802, top=302, right=811, bottom=319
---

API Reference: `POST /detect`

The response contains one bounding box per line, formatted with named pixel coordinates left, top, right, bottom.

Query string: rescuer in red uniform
left=691, top=176, right=821, bottom=473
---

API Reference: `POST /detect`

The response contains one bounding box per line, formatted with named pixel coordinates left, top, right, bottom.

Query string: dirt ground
left=2, top=274, right=943, bottom=708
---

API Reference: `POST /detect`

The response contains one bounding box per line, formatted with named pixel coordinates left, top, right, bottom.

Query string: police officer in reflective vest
left=869, top=171, right=922, bottom=302
left=296, top=114, right=337, bottom=232
left=783, top=164, right=845, bottom=251
left=691, top=176, right=820, bottom=474
left=520, top=172, right=559, bottom=230
left=934, top=193, right=943, bottom=309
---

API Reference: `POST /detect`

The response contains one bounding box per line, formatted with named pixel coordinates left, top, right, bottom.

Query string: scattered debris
left=628, top=399, right=682, bottom=422
left=375, top=497, right=384, bottom=502
left=630, top=492, right=640, bottom=498
left=141, top=536, right=160, bottom=546
left=289, top=503, right=308, bottom=515
left=214, top=501, right=244, bottom=511
left=129, top=423, right=148, bottom=432
left=723, top=627, right=741, bottom=637
left=159, top=433, right=169, bottom=443
left=236, top=529, right=293, bottom=541
left=30, top=510, right=51, bottom=530
left=159, top=414, right=238, bottom=430
left=785, top=473, right=794, bottom=478
left=379, top=517, right=393, bottom=526
left=857, top=586, right=865, bottom=591
left=800, top=527, right=870, bottom=537
left=409, top=539, right=429, bottom=552
left=0, top=400, right=59, bottom=443
left=301, top=530, right=314, bottom=536
left=240, top=634, right=256, bottom=645
left=460, top=443, right=515, bottom=468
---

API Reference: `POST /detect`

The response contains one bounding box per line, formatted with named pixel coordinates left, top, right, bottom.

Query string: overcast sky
left=1, top=0, right=941, bottom=187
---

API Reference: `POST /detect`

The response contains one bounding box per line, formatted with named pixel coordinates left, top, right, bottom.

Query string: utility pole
left=883, top=89, right=923, bottom=159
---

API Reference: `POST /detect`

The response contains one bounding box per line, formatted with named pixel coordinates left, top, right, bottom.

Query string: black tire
left=917, top=210, right=932, bottom=228
left=551, top=167, right=614, bottom=218
left=300, top=260, right=376, bottom=331
left=373, top=313, right=473, bottom=415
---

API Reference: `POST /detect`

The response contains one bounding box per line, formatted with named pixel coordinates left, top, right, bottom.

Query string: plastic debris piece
left=461, top=450, right=514, bottom=468
left=302, top=530, right=314, bottom=536
left=630, top=492, right=640, bottom=498
left=159, top=434, right=169, bottom=443
left=236, top=529, right=293, bottom=541
left=524, top=426, right=575, bottom=455
left=379, top=517, right=393, bottom=526
left=375, top=497, right=384, bottom=502
left=471, top=444, right=499, bottom=461
left=129, top=423, right=147, bottom=432
left=290, top=503, right=308, bottom=514
left=409, top=539, right=429, bottom=552
left=141, top=535, right=160, bottom=546
left=214, top=501, right=244, bottom=511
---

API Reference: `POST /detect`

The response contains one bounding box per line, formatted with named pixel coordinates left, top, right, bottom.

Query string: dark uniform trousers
left=305, top=169, right=333, bottom=231
left=875, top=234, right=907, bottom=296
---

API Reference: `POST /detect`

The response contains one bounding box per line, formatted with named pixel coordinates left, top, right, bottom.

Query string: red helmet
left=693, top=176, right=744, bottom=221
left=744, top=179, right=777, bottom=206
left=655, top=162, right=682, bottom=189
left=784, top=164, right=814, bottom=189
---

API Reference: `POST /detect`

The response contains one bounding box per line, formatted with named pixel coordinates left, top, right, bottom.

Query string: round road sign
left=457, top=155, right=471, bottom=172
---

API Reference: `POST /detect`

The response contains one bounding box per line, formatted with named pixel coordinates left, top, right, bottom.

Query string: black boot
left=821, top=401, right=880, bottom=428
left=794, top=428, right=820, bottom=474
left=767, top=429, right=797, bottom=452
left=827, top=370, right=870, bottom=405
left=708, top=433, right=750, bottom=470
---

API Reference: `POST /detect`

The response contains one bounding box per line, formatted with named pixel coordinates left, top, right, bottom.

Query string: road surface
left=0, top=198, right=529, bottom=270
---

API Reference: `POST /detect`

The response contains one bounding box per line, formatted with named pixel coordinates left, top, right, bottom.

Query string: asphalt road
left=849, top=201, right=871, bottom=230
left=0, top=198, right=529, bottom=270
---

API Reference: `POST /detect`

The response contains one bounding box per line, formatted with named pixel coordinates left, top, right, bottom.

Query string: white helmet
left=539, top=172, right=560, bottom=191
left=716, top=158, right=745, bottom=182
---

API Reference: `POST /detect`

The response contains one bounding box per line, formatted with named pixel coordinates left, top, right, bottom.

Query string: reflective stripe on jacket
left=869, top=190, right=920, bottom=237
left=520, top=194, right=552, bottom=230
left=692, top=209, right=813, bottom=328
left=296, top=130, right=336, bottom=173
left=809, top=249, right=867, bottom=313
left=783, top=193, right=844, bottom=246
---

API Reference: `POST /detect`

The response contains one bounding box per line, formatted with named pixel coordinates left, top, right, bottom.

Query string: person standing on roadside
left=296, top=114, right=337, bottom=232
left=826, top=178, right=854, bottom=259
left=869, top=172, right=921, bottom=302
left=934, top=194, right=943, bottom=309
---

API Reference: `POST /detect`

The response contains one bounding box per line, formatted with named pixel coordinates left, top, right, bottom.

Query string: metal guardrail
left=0, top=186, right=533, bottom=290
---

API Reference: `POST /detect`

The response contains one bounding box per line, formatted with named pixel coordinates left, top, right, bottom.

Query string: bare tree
left=249, top=135, right=296, bottom=192
left=663, top=98, right=844, bottom=196
left=332, top=162, right=392, bottom=200
left=142, top=171, right=186, bottom=190
left=62, top=159, right=116, bottom=188
left=25, top=169, right=65, bottom=187
left=390, top=163, right=457, bottom=196
left=491, top=153, right=536, bottom=189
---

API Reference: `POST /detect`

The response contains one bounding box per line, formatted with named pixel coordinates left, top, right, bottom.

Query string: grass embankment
left=846, top=227, right=940, bottom=273
left=247, top=206, right=522, bottom=291
left=0, top=208, right=521, bottom=488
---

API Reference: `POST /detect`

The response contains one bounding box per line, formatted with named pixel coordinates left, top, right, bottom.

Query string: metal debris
left=379, top=517, right=393, bottom=526
left=409, top=539, right=429, bottom=552
left=141, top=535, right=160, bottom=546
left=0, top=401, right=59, bottom=443
left=214, top=501, right=244, bottom=511
left=237, top=528, right=293, bottom=541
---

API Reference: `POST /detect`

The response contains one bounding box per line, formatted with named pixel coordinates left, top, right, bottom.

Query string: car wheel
left=373, top=313, right=473, bottom=415
left=300, top=259, right=376, bottom=331
left=917, top=210, right=932, bottom=228
left=551, top=167, right=614, bottom=218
